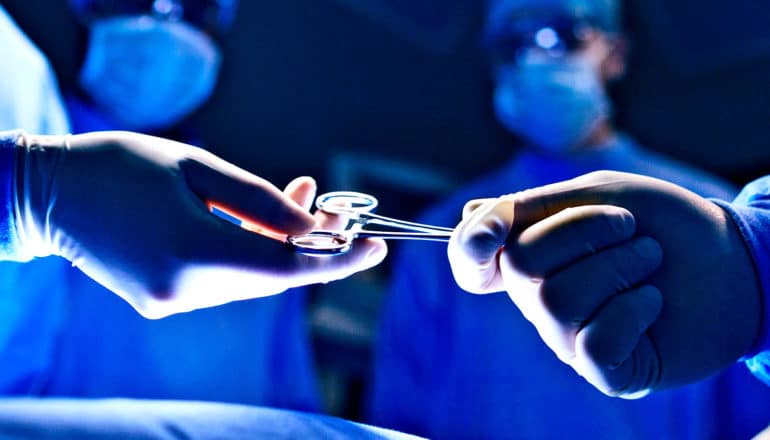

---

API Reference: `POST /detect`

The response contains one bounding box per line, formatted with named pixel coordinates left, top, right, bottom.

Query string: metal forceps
left=288, top=191, right=454, bottom=255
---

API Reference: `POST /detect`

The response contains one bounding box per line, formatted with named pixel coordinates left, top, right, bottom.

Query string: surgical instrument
left=288, top=191, right=454, bottom=255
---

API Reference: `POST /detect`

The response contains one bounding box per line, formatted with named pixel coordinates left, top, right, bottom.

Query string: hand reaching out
left=449, top=171, right=761, bottom=397
left=14, top=131, right=387, bottom=318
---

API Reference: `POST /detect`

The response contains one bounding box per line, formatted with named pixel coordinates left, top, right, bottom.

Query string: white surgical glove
left=449, top=171, right=761, bottom=398
left=13, top=131, right=386, bottom=318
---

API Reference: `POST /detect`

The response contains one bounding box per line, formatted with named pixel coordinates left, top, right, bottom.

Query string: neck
left=577, top=119, right=616, bottom=151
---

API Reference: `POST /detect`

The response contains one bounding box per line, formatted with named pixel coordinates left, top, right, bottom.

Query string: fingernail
left=301, top=176, right=317, bottom=186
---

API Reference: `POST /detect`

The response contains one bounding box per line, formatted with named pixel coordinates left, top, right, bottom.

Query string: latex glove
left=14, top=131, right=387, bottom=318
left=448, top=171, right=761, bottom=398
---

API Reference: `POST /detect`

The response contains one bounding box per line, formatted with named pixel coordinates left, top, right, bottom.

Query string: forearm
left=0, top=131, right=23, bottom=260
left=0, top=130, right=68, bottom=263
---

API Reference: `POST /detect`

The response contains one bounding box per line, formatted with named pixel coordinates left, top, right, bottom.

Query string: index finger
left=506, top=171, right=687, bottom=232
left=181, top=150, right=315, bottom=236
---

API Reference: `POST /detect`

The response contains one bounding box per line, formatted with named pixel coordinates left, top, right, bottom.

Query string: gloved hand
left=13, top=131, right=387, bottom=318
left=448, top=171, right=761, bottom=398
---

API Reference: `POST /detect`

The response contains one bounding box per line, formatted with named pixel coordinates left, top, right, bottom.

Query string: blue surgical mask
left=493, top=57, right=610, bottom=152
left=79, top=16, right=221, bottom=131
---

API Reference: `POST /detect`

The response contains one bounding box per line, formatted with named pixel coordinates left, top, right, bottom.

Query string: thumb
left=181, top=151, right=314, bottom=236
left=448, top=196, right=514, bottom=294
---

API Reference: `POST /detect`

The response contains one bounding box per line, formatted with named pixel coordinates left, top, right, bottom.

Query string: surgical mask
left=79, top=16, right=221, bottom=131
left=493, top=57, right=609, bottom=151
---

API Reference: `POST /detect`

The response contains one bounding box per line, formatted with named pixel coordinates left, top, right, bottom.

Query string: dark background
left=8, top=0, right=770, bottom=193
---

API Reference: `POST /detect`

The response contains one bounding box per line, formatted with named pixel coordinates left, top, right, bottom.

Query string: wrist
left=711, top=200, right=768, bottom=360
left=13, top=132, right=69, bottom=260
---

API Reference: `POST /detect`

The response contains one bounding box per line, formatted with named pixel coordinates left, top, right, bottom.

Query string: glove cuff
left=0, top=131, right=26, bottom=260
left=13, top=132, right=69, bottom=261
left=716, top=177, right=770, bottom=385
left=713, top=200, right=770, bottom=357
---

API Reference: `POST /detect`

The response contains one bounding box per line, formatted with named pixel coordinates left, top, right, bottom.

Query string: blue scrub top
left=369, top=136, right=770, bottom=439
left=0, top=7, right=70, bottom=136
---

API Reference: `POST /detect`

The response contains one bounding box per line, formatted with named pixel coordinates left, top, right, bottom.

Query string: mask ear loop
left=600, top=34, right=629, bottom=85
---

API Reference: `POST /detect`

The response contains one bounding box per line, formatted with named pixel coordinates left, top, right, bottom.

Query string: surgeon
left=66, top=0, right=231, bottom=135
left=0, top=0, right=324, bottom=412
left=0, top=7, right=428, bottom=437
left=368, top=0, right=770, bottom=438
left=0, top=88, right=406, bottom=440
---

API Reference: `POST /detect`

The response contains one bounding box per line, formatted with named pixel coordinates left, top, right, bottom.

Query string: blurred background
left=5, top=0, right=770, bottom=422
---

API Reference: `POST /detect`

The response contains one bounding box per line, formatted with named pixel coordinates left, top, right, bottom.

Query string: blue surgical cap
left=69, top=0, right=239, bottom=31
left=486, top=0, right=620, bottom=37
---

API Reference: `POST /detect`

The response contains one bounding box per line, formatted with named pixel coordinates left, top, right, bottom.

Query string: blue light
left=535, top=27, right=559, bottom=50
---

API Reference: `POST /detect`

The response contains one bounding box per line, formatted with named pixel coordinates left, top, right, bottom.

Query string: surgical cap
left=69, top=0, right=239, bottom=31
left=486, top=0, right=620, bottom=37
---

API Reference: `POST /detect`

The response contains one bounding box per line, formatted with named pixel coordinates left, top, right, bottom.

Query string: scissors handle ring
left=287, top=230, right=352, bottom=255
left=315, top=191, right=379, bottom=215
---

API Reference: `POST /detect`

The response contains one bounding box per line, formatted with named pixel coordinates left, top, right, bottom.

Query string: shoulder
left=0, top=8, right=51, bottom=79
